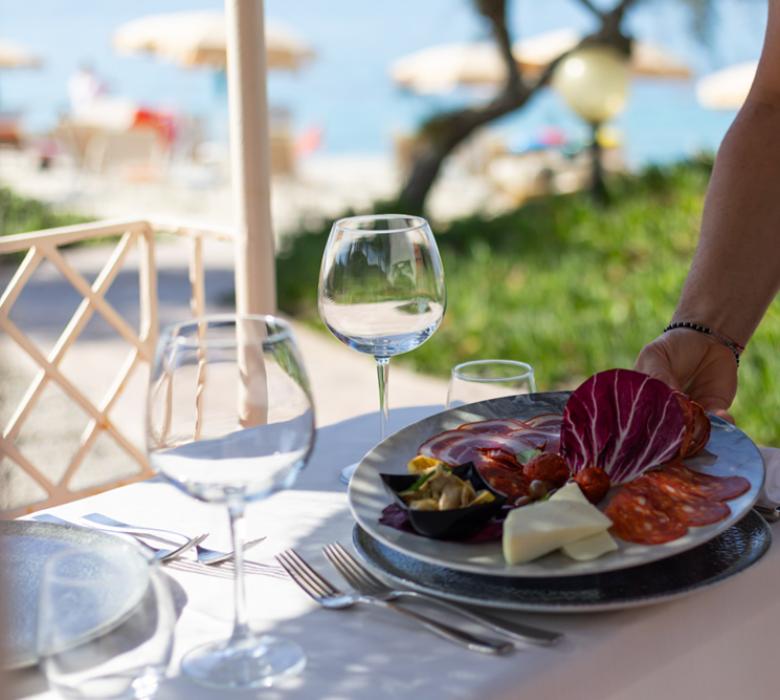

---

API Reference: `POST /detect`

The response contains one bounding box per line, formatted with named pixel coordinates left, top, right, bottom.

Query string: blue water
left=0, top=0, right=766, bottom=166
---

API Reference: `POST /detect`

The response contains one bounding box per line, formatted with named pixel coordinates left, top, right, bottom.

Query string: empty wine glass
left=318, top=215, right=446, bottom=481
left=146, top=315, right=315, bottom=689
left=38, top=551, right=174, bottom=700
left=446, top=360, right=536, bottom=408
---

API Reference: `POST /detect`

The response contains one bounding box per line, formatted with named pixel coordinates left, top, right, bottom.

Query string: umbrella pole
left=225, top=0, right=273, bottom=427
left=225, top=0, right=276, bottom=315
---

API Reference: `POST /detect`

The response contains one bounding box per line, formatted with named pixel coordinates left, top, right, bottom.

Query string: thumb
left=634, top=345, right=681, bottom=392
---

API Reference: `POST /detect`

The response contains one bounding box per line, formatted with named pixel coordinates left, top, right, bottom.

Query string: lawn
left=277, top=158, right=780, bottom=446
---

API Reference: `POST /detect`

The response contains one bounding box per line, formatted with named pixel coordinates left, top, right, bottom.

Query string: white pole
left=225, top=0, right=272, bottom=426
left=225, top=0, right=276, bottom=315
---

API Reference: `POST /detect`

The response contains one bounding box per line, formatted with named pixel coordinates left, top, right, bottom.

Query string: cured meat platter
left=348, top=388, right=764, bottom=578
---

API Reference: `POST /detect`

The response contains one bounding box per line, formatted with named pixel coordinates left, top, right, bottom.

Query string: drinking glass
left=318, top=215, right=446, bottom=481
left=38, top=550, right=174, bottom=700
left=446, top=360, right=536, bottom=408
left=146, top=315, right=315, bottom=689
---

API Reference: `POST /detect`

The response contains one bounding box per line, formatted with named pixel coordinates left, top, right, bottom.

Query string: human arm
left=635, top=0, right=780, bottom=414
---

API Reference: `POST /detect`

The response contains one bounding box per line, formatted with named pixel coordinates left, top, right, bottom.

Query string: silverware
left=32, top=514, right=207, bottom=563
left=276, top=548, right=513, bottom=656
left=754, top=505, right=780, bottom=523
left=83, top=513, right=267, bottom=566
left=323, top=542, right=561, bottom=646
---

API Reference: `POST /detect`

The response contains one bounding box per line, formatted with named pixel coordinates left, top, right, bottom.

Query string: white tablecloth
left=8, top=406, right=780, bottom=700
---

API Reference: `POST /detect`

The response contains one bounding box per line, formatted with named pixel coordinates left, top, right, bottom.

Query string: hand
left=634, top=329, right=738, bottom=422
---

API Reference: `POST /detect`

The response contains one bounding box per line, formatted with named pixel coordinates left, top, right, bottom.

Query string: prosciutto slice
left=419, top=416, right=560, bottom=466
left=560, top=369, right=687, bottom=484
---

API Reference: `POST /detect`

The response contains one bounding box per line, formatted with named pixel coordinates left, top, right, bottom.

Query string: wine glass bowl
left=446, top=360, right=536, bottom=408
left=318, top=214, right=445, bottom=450
left=146, top=314, right=314, bottom=689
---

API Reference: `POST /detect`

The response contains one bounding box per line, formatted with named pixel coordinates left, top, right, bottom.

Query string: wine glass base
left=181, top=634, right=305, bottom=690
left=339, top=462, right=359, bottom=485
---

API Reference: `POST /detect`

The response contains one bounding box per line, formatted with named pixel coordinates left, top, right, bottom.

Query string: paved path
left=0, top=237, right=447, bottom=510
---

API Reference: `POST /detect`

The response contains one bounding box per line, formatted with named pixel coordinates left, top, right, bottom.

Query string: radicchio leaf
left=560, top=369, right=686, bottom=484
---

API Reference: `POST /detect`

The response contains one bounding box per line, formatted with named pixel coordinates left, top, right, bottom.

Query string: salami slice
left=605, top=484, right=688, bottom=544
left=661, top=462, right=750, bottom=501
left=675, top=394, right=711, bottom=458
left=475, top=460, right=530, bottom=503
left=632, top=474, right=731, bottom=526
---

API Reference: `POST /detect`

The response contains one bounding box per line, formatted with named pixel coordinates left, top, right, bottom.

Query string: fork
left=83, top=513, right=267, bottom=566
left=324, top=543, right=562, bottom=647
left=276, top=549, right=513, bottom=655
left=33, top=513, right=207, bottom=563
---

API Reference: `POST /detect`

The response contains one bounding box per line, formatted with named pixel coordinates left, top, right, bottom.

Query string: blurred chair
left=53, top=120, right=167, bottom=180
left=0, top=112, right=23, bottom=149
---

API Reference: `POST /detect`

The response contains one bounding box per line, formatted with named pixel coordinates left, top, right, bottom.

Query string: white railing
left=0, top=218, right=235, bottom=517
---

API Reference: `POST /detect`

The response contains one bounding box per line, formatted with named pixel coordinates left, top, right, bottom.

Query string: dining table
left=7, top=404, right=780, bottom=700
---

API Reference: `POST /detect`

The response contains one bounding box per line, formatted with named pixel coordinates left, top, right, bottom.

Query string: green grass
left=277, top=158, right=780, bottom=446
left=0, top=187, right=90, bottom=238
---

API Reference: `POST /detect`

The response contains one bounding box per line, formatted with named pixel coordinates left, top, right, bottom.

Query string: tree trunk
left=398, top=95, right=530, bottom=214
left=397, top=0, right=639, bottom=215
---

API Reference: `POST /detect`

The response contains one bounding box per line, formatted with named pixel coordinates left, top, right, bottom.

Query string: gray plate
left=348, top=392, right=765, bottom=577
left=0, top=520, right=150, bottom=670
left=352, top=510, right=772, bottom=613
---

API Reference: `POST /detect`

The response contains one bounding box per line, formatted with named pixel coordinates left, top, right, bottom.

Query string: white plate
left=0, top=520, right=150, bottom=670
left=348, top=392, right=764, bottom=578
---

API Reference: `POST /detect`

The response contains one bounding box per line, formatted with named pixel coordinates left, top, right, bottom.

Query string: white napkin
left=758, top=447, right=780, bottom=507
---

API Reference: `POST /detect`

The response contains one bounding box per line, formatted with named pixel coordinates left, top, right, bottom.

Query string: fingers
left=634, top=340, right=682, bottom=391
left=711, top=408, right=736, bottom=424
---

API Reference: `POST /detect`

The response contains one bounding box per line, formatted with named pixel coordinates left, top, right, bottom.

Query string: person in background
left=634, top=0, right=780, bottom=421
left=67, top=62, right=106, bottom=118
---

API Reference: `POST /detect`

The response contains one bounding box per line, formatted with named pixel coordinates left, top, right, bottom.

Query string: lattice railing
left=0, top=218, right=234, bottom=517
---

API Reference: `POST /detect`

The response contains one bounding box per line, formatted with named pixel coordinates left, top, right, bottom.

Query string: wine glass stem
left=227, top=497, right=250, bottom=642
left=376, top=356, right=390, bottom=440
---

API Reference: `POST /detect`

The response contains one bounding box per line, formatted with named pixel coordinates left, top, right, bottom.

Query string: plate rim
left=0, top=519, right=151, bottom=670
left=347, top=392, right=765, bottom=578
left=351, top=514, right=773, bottom=613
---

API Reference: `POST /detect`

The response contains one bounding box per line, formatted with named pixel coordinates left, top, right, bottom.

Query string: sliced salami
left=675, top=394, right=711, bottom=458
left=661, top=462, right=750, bottom=501
left=605, top=485, right=688, bottom=544
left=632, top=474, right=731, bottom=527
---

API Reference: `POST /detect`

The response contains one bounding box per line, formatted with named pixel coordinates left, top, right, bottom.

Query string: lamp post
left=552, top=45, right=630, bottom=204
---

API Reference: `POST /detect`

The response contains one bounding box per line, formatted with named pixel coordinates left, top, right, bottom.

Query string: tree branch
left=572, top=0, right=606, bottom=19
left=476, top=0, right=522, bottom=92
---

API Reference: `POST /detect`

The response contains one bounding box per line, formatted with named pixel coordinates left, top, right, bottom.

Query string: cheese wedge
left=502, top=499, right=612, bottom=565
left=550, top=482, right=617, bottom=561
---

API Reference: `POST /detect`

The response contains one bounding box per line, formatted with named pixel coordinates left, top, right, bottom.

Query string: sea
left=0, top=0, right=767, bottom=167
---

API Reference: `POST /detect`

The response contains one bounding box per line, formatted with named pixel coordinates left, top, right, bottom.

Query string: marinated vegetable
left=399, top=464, right=495, bottom=511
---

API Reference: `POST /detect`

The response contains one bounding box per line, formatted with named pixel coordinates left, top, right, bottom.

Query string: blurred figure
left=67, top=62, right=106, bottom=117
left=635, top=0, right=780, bottom=420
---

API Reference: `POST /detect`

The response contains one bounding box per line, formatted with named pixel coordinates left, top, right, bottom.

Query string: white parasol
left=696, top=61, right=757, bottom=110
left=0, top=39, right=41, bottom=69
left=391, top=28, right=690, bottom=95
left=114, top=11, right=313, bottom=71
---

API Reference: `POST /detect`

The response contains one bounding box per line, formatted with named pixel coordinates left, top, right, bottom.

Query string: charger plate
left=352, top=510, right=772, bottom=613
left=0, top=520, right=150, bottom=669
left=348, top=392, right=764, bottom=577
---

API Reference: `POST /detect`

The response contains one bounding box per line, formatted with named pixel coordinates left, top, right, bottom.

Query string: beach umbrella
left=515, top=28, right=691, bottom=80
left=696, top=61, right=757, bottom=110
left=390, top=28, right=690, bottom=95
left=390, top=42, right=506, bottom=95
left=114, top=11, right=313, bottom=71
left=0, top=39, right=41, bottom=69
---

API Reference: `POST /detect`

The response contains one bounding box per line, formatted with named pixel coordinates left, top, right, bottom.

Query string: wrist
left=663, top=321, right=743, bottom=366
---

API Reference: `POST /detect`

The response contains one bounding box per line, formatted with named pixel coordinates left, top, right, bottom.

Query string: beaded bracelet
left=663, top=321, right=744, bottom=366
